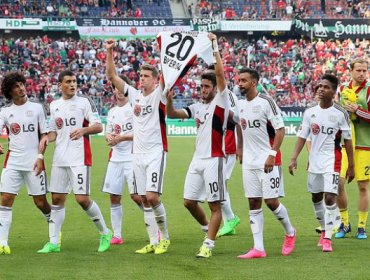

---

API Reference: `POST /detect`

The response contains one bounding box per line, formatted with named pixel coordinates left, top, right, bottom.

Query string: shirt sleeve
left=0, top=109, right=5, bottom=135
left=266, top=99, right=285, bottom=129
left=297, top=110, right=311, bottom=139
left=38, top=104, right=49, bottom=134
left=340, top=111, right=352, bottom=140
left=48, top=103, right=56, bottom=132
left=106, top=109, right=114, bottom=134
left=84, top=96, right=101, bottom=124
left=125, top=84, right=139, bottom=106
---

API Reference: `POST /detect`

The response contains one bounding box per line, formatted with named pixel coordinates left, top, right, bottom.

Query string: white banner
left=78, top=25, right=192, bottom=38
left=221, top=20, right=292, bottom=31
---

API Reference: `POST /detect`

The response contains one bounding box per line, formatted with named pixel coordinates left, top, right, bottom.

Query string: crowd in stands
left=0, top=0, right=369, bottom=19
left=0, top=35, right=368, bottom=114
left=194, top=0, right=370, bottom=20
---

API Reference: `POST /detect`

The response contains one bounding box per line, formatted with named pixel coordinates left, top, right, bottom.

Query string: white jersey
left=238, top=93, right=284, bottom=169
left=126, top=84, right=167, bottom=154
left=106, top=103, right=133, bottom=162
left=49, top=94, right=101, bottom=166
left=184, top=89, right=229, bottom=159
left=225, top=90, right=238, bottom=155
left=0, top=99, right=48, bottom=171
left=297, top=103, right=351, bottom=173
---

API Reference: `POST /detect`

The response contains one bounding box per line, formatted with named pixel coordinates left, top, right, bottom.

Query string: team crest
left=114, top=124, right=121, bottom=134
left=26, top=110, right=33, bottom=117
left=240, top=118, right=247, bottom=130
left=134, top=105, right=141, bottom=116
left=70, top=105, right=77, bottom=111
left=55, top=117, right=64, bottom=129
left=311, top=123, right=320, bottom=135
left=10, top=123, right=21, bottom=135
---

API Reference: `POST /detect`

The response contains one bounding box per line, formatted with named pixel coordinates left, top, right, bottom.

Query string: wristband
left=37, top=154, right=44, bottom=160
left=269, top=150, right=277, bottom=157
left=212, top=39, right=219, bottom=53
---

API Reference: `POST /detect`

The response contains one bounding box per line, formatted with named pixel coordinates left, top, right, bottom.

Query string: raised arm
left=105, top=39, right=126, bottom=93
left=166, top=90, right=190, bottom=119
left=209, top=33, right=226, bottom=93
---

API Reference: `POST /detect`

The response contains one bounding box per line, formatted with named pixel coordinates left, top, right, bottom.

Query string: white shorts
left=242, top=166, right=283, bottom=199
left=307, top=172, right=339, bottom=194
left=133, top=151, right=166, bottom=195
left=49, top=166, right=91, bottom=195
left=0, top=168, right=48, bottom=196
left=225, top=154, right=236, bottom=181
left=101, top=161, right=134, bottom=195
left=184, top=157, right=226, bottom=202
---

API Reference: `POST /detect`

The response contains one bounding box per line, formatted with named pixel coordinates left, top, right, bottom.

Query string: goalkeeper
left=335, top=58, right=370, bottom=240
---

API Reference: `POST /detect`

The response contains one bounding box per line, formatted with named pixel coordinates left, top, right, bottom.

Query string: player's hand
left=39, top=135, right=49, bottom=154
left=0, top=144, right=3, bottom=155
left=166, top=89, right=175, bottom=102
left=208, top=33, right=217, bottom=41
left=70, top=128, right=85, bottom=140
left=33, top=158, right=43, bottom=176
left=343, top=103, right=359, bottom=113
left=346, top=166, right=355, bottom=183
left=105, top=39, right=116, bottom=50
left=106, top=133, right=116, bottom=143
left=288, top=159, right=297, bottom=176
left=236, top=148, right=243, bottom=164
left=264, top=156, right=275, bottom=173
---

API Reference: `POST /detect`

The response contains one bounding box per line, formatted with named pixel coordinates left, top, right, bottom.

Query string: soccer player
left=101, top=84, right=135, bottom=245
left=217, top=94, right=242, bottom=237
left=0, top=72, right=51, bottom=255
left=289, top=74, right=354, bottom=252
left=105, top=40, right=170, bottom=255
left=166, top=33, right=230, bottom=258
left=236, top=68, right=296, bottom=259
left=37, top=70, right=112, bottom=253
left=335, top=58, right=370, bottom=239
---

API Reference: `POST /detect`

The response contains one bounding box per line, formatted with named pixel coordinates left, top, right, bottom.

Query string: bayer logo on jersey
left=134, top=104, right=141, bottom=116
left=10, top=123, right=21, bottom=135
left=114, top=124, right=121, bottom=134
left=55, top=117, right=64, bottom=129
left=311, top=123, right=320, bottom=135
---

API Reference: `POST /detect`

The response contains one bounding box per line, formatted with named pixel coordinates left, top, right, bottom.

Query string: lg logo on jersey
left=10, top=123, right=35, bottom=135
left=55, top=117, right=76, bottom=129
left=114, top=123, right=132, bottom=134
left=311, top=123, right=334, bottom=135
left=134, top=105, right=152, bottom=117
left=240, top=119, right=261, bottom=129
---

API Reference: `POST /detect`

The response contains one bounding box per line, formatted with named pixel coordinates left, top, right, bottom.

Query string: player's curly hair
left=1, top=72, right=26, bottom=100
left=322, top=73, right=339, bottom=90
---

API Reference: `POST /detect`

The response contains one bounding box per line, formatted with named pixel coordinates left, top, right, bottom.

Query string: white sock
left=0, top=206, right=12, bottom=246
left=325, top=204, right=337, bottom=239
left=201, top=224, right=209, bottom=233
left=203, top=238, right=215, bottom=250
left=221, top=188, right=235, bottom=222
left=334, top=205, right=341, bottom=228
left=49, top=205, right=65, bottom=245
left=153, top=203, right=169, bottom=240
left=250, top=209, right=264, bottom=251
left=85, top=201, right=109, bottom=235
left=313, top=200, right=325, bottom=229
left=110, top=204, right=122, bottom=239
left=144, top=207, right=159, bottom=245
left=273, top=203, right=295, bottom=236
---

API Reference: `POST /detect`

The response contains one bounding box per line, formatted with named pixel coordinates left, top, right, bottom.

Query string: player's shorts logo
left=114, top=124, right=121, bottom=134
left=240, top=118, right=247, bottom=130
left=311, top=123, right=320, bottom=135
left=10, top=123, right=21, bottom=135
left=134, top=105, right=141, bottom=116
left=55, top=117, right=64, bottom=129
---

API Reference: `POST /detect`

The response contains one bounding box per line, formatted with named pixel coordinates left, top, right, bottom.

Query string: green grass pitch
left=0, top=136, right=367, bottom=280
